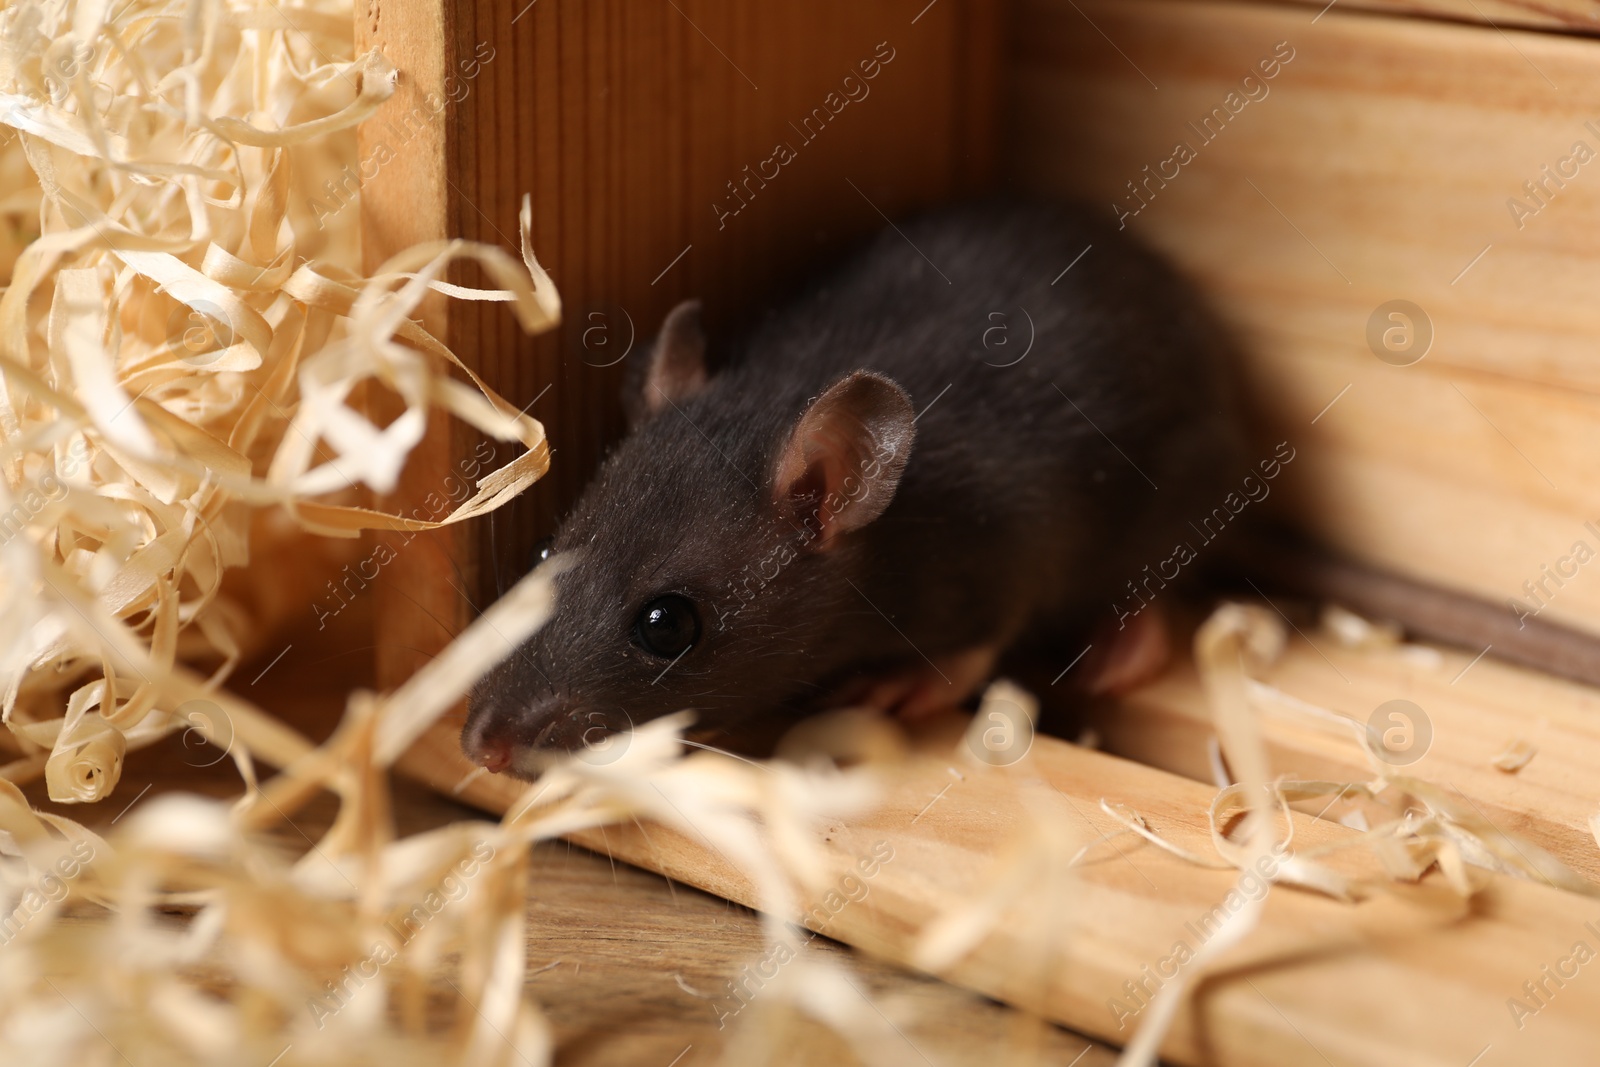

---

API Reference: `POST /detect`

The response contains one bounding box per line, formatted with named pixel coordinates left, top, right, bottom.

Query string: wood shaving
left=1320, top=603, right=1402, bottom=649
left=1490, top=737, right=1537, bottom=773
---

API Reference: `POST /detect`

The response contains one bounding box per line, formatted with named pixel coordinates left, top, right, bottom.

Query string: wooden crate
left=354, top=2, right=1600, bottom=1064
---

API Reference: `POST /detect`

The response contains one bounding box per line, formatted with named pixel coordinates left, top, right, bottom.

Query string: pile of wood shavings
left=0, top=564, right=881, bottom=1065
left=0, top=0, right=557, bottom=803
left=1108, top=604, right=1600, bottom=1066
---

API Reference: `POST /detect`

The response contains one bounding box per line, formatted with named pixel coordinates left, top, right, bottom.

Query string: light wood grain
left=548, top=729, right=1600, bottom=1067
left=355, top=0, right=478, bottom=698
left=1011, top=0, right=1600, bottom=638
left=1223, top=0, right=1600, bottom=34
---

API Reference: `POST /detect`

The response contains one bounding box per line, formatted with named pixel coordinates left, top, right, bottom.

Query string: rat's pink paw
left=848, top=644, right=1000, bottom=722
left=1081, top=605, right=1172, bottom=696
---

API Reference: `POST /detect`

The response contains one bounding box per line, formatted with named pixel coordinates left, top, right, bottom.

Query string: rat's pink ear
left=626, top=300, right=708, bottom=426
left=772, top=371, right=916, bottom=549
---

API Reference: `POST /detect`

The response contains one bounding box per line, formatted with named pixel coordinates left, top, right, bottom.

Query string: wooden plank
left=355, top=0, right=474, bottom=697
left=1193, top=0, right=1600, bottom=35
left=534, top=730, right=1600, bottom=1067
left=1234, top=341, right=1600, bottom=636
left=1089, top=612, right=1600, bottom=882
left=516, top=838, right=1120, bottom=1065
left=1010, top=0, right=1600, bottom=636
left=1235, top=537, right=1600, bottom=690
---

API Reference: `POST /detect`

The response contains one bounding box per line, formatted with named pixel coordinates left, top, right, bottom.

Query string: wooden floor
left=28, top=633, right=1120, bottom=1067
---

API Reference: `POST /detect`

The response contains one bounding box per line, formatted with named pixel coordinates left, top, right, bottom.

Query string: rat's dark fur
left=463, top=199, right=1245, bottom=773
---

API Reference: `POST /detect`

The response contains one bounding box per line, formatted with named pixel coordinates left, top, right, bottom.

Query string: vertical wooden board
left=435, top=0, right=1004, bottom=607
left=355, top=0, right=475, bottom=694
left=1010, top=0, right=1600, bottom=636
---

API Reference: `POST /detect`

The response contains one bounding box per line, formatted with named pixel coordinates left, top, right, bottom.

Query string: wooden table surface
left=28, top=631, right=1122, bottom=1067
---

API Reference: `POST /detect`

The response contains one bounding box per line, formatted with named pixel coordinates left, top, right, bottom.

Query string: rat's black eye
left=634, top=595, right=701, bottom=659
left=531, top=535, right=555, bottom=567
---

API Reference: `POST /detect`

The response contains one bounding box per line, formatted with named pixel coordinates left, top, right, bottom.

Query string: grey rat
left=463, top=199, right=1245, bottom=777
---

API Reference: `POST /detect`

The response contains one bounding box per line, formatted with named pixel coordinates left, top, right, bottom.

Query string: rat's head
left=462, top=300, right=916, bottom=778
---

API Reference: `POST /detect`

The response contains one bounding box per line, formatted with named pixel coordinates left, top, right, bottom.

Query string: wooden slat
left=356, top=0, right=475, bottom=698
left=1211, top=0, right=1600, bottom=35
left=395, top=615, right=1600, bottom=1063
left=134, top=640, right=1122, bottom=1066
left=537, top=731, right=1600, bottom=1067
left=1011, top=0, right=1600, bottom=637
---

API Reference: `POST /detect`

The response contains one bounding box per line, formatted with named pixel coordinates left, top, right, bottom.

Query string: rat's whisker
left=675, top=737, right=776, bottom=772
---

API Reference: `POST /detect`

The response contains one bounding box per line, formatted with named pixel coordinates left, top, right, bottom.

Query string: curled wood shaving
left=1320, top=603, right=1402, bottom=649
left=1116, top=603, right=1284, bottom=1067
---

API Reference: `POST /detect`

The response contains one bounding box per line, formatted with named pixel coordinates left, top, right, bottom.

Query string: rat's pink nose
left=477, top=737, right=513, bottom=774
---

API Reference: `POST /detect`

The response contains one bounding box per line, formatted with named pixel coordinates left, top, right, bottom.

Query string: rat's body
left=464, top=200, right=1245, bottom=775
